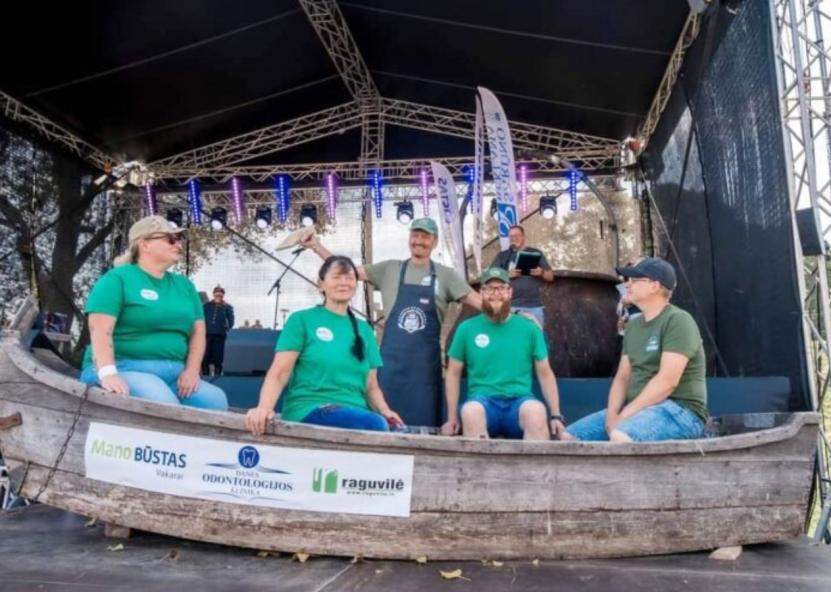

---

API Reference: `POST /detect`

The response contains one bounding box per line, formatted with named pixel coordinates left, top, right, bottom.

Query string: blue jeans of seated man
left=565, top=399, right=704, bottom=442
left=80, top=359, right=228, bottom=411
left=461, top=395, right=540, bottom=439
left=512, top=306, right=545, bottom=328
left=302, top=405, right=390, bottom=432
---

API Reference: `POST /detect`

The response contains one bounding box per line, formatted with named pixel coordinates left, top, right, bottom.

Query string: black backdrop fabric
left=642, top=1, right=810, bottom=410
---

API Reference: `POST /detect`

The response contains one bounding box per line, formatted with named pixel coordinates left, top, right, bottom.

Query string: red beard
left=483, top=298, right=511, bottom=322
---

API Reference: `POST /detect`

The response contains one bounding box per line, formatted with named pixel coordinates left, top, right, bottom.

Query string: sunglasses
left=146, top=233, right=184, bottom=245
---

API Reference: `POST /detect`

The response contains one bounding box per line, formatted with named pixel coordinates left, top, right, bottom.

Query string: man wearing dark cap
left=302, top=217, right=481, bottom=426
left=201, top=285, right=234, bottom=376
left=564, top=257, right=708, bottom=443
left=442, top=268, right=564, bottom=440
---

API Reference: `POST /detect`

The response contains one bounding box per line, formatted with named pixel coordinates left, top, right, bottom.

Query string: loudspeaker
left=222, top=328, right=280, bottom=375
left=796, top=208, right=824, bottom=256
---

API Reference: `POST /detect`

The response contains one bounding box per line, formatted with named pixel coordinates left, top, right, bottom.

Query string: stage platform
left=1, top=505, right=829, bottom=592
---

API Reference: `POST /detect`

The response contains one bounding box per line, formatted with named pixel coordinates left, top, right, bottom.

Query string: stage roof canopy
left=0, top=0, right=690, bottom=166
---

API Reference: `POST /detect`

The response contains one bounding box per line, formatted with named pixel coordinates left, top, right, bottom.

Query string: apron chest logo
left=140, top=289, right=159, bottom=301
left=315, top=327, right=334, bottom=342
left=397, top=307, right=427, bottom=334
left=474, top=334, right=490, bottom=348
left=646, top=335, right=659, bottom=352
left=420, top=276, right=431, bottom=286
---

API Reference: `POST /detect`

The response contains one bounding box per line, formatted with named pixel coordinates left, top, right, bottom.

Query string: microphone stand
left=268, top=247, right=305, bottom=330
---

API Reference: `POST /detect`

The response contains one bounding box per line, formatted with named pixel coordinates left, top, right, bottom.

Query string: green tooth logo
left=312, top=468, right=338, bottom=493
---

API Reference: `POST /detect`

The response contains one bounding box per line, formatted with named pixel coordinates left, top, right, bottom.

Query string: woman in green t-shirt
left=246, top=256, right=402, bottom=435
left=79, top=215, right=228, bottom=411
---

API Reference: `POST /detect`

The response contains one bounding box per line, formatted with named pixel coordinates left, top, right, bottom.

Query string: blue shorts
left=301, top=405, right=390, bottom=432
left=461, top=395, right=540, bottom=439
left=565, top=399, right=704, bottom=442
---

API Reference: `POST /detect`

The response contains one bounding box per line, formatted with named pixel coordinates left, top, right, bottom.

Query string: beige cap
left=128, top=215, right=186, bottom=243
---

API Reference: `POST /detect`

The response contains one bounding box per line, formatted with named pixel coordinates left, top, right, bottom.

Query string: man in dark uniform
left=202, top=285, right=234, bottom=376
left=302, top=218, right=481, bottom=426
left=489, top=225, right=554, bottom=327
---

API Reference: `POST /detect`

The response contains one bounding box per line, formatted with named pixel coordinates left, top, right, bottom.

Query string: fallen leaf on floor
left=415, top=556, right=428, bottom=565
left=293, top=552, right=310, bottom=563
left=84, top=517, right=98, bottom=528
left=350, top=554, right=365, bottom=564
left=532, top=559, right=540, bottom=566
left=107, top=544, right=124, bottom=552
left=164, top=548, right=180, bottom=561
left=491, top=561, right=504, bottom=567
left=256, top=550, right=280, bottom=558
left=439, top=569, right=470, bottom=581
left=375, top=569, right=384, bottom=575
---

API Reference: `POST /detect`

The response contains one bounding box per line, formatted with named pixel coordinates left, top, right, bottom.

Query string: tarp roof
left=0, top=0, right=690, bottom=165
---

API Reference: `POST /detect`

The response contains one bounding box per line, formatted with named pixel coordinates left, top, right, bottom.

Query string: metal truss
left=298, top=0, right=379, bottom=102
left=149, top=102, right=363, bottom=173
left=380, top=98, right=620, bottom=153
left=0, top=89, right=115, bottom=171
left=128, top=176, right=612, bottom=211
left=771, top=0, right=831, bottom=542
left=151, top=156, right=586, bottom=186
left=150, top=100, right=620, bottom=182
left=638, top=11, right=702, bottom=149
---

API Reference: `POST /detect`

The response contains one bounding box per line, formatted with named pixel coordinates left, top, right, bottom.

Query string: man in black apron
left=302, top=218, right=481, bottom=426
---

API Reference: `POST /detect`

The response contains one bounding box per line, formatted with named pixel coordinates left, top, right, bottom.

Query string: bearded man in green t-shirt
left=441, top=268, right=565, bottom=440
left=564, top=257, right=708, bottom=443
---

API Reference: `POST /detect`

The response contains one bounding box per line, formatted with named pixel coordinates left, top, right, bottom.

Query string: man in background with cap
left=442, top=267, right=564, bottom=440
left=202, top=285, right=234, bottom=376
left=302, top=217, right=481, bottom=426
left=564, top=257, right=708, bottom=443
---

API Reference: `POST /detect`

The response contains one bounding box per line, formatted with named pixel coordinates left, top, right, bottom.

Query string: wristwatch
left=549, top=413, right=566, bottom=424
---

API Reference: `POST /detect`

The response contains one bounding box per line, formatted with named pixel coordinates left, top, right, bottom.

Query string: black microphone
left=291, top=246, right=305, bottom=256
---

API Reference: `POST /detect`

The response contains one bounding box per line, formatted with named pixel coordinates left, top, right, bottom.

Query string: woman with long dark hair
left=246, top=255, right=402, bottom=435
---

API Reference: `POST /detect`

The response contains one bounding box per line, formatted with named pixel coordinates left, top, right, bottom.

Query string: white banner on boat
left=84, top=422, right=414, bottom=517
left=430, top=160, right=466, bottom=277
left=478, top=86, right=518, bottom=251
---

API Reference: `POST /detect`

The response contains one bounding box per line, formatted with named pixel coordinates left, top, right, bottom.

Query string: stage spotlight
left=209, top=207, right=227, bottom=231
left=300, top=204, right=318, bottom=227
left=490, top=198, right=498, bottom=219
left=539, top=196, right=557, bottom=220
left=395, top=200, right=414, bottom=225
left=166, top=208, right=184, bottom=228
left=255, top=207, right=272, bottom=229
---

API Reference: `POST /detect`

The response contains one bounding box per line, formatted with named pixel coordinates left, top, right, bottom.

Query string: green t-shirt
left=622, top=304, right=708, bottom=421
left=448, top=313, right=548, bottom=397
left=82, top=264, right=204, bottom=368
left=363, top=259, right=472, bottom=323
left=276, top=306, right=383, bottom=422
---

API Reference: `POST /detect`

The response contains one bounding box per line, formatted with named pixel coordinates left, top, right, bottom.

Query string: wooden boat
left=0, top=301, right=820, bottom=560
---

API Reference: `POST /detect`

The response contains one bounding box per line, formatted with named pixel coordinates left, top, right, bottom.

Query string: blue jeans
left=80, top=360, right=228, bottom=411
left=461, top=395, right=540, bottom=439
left=512, top=306, right=545, bottom=328
left=301, top=405, right=390, bottom=432
left=565, top=399, right=704, bottom=442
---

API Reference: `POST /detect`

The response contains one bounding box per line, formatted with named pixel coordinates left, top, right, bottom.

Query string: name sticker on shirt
left=140, top=289, right=159, bottom=301
left=645, top=335, right=659, bottom=352
left=474, top=334, right=490, bottom=348
left=315, top=327, right=334, bottom=342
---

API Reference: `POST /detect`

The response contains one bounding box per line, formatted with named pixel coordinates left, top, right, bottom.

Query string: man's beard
left=483, top=298, right=511, bottom=322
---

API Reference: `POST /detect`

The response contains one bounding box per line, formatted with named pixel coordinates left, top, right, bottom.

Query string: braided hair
left=319, top=255, right=365, bottom=362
